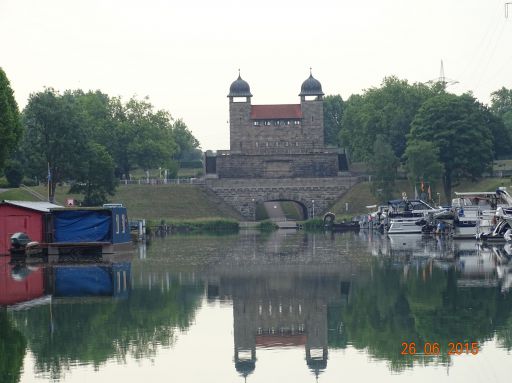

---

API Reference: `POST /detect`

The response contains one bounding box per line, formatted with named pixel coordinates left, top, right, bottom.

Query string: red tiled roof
left=251, top=104, right=302, bottom=119
left=255, top=334, right=307, bottom=348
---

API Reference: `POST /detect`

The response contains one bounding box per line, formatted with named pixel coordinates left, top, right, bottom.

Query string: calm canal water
left=1, top=231, right=512, bottom=383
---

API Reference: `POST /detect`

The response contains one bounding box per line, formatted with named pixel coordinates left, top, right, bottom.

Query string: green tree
left=368, top=135, right=399, bottom=200
left=323, top=95, right=344, bottom=146
left=409, top=93, right=494, bottom=202
left=69, top=143, right=117, bottom=206
left=340, top=77, right=438, bottom=162
left=403, top=140, right=443, bottom=186
left=22, top=89, right=89, bottom=202
left=490, top=87, right=512, bottom=157
left=490, top=87, right=512, bottom=117
left=172, top=119, right=201, bottom=161
left=3, top=160, right=24, bottom=187
left=0, top=68, right=22, bottom=172
left=108, top=96, right=178, bottom=178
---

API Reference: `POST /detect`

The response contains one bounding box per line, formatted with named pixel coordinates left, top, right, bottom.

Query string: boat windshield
left=388, top=199, right=434, bottom=212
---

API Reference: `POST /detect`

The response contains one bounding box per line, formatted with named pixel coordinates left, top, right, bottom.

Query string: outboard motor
left=10, top=232, right=31, bottom=250
left=10, top=232, right=40, bottom=256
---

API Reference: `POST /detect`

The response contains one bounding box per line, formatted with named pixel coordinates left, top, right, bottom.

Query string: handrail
left=19, top=184, right=48, bottom=202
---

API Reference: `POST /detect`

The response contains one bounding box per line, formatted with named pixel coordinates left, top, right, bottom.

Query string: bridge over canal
left=205, top=176, right=359, bottom=220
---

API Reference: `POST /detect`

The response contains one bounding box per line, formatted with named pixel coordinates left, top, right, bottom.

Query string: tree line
left=323, top=77, right=512, bottom=201
left=0, top=67, right=201, bottom=205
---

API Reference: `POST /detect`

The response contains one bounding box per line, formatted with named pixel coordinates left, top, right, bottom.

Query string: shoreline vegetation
left=2, top=176, right=512, bottom=234
left=147, top=218, right=239, bottom=235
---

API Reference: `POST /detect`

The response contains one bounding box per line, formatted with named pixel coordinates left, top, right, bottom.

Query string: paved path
left=264, top=201, right=286, bottom=220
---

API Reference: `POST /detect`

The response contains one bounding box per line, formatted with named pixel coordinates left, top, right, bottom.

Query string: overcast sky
left=1, top=0, right=511, bottom=150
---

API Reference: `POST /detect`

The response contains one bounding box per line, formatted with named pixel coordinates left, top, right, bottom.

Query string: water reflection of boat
left=362, top=232, right=512, bottom=292
left=0, top=256, right=45, bottom=308
left=0, top=256, right=132, bottom=310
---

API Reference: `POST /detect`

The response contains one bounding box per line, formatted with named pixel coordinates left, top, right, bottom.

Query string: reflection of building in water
left=208, top=272, right=350, bottom=378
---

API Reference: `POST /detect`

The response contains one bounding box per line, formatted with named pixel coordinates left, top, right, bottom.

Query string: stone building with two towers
left=205, top=71, right=344, bottom=178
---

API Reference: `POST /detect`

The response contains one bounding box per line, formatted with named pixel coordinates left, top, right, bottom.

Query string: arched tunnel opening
left=254, top=200, right=308, bottom=221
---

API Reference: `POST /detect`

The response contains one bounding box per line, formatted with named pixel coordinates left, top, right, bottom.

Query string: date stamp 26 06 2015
left=401, top=342, right=479, bottom=356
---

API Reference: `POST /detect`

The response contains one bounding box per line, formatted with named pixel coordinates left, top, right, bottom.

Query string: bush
left=21, top=178, right=38, bottom=187
left=167, top=161, right=179, bottom=179
left=257, top=220, right=278, bottom=232
left=302, top=218, right=324, bottom=231
left=179, top=160, right=203, bottom=168
left=0, top=177, right=9, bottom=188
left=148, top=218, right=239, bottom=234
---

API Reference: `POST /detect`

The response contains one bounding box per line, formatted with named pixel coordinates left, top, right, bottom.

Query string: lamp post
left=312, top=199, right=315, bottom=219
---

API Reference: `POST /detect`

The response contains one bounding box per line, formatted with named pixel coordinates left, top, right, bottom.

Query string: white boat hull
left=387, top=219, right=423, bottom=235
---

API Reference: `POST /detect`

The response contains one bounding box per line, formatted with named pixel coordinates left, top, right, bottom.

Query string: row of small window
left=258, top=303, right=303, bottom=315
left=253, top=120, right=301, bottom=126
left=256, top=326, right=305, bottom=335
left=254, top=141, right=301, bottom=147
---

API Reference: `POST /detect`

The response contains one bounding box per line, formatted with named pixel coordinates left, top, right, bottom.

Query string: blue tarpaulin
left=53, top=210, right=111, bottom=243
left=54, top=265, right=113, bottom=296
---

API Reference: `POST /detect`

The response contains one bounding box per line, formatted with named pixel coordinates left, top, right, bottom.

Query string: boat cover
left=54, top=265, right=112, bottom=296
left=53, top=210, right=111, bottom=242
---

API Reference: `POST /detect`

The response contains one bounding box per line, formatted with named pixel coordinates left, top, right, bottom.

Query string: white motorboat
left=386, top=198, right=443, bottom=235
left=452, top=188, right=512, bottom=239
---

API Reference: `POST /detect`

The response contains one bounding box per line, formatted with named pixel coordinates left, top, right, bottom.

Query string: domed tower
left=299, top=70, right=325, bottom=148
left=228, top=72, right=252, bottom=153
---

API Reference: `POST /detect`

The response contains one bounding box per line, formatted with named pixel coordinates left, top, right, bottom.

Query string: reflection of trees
left=329, top=260, right=512, bottom=371
left=11, top=282, right=203, bottom=380
left=0, top=310, right=26, bottom=383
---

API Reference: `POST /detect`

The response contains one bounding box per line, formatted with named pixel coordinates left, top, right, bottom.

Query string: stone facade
left=228, top=99, right=324, bottom=155
left=206, top=73, right=340, bottom=179
left=215, top=152, right=339, bottom=179
left=205, top=176, right=357, bottom=220
left=204, top=73, right=355, bottom=219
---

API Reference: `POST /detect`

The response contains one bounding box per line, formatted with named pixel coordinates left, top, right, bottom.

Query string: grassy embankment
left=2, top=176, right=512, bottom=231
left=0, top=183, right=242, bottom=233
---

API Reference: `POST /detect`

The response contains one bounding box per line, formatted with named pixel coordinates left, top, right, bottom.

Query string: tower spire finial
left=238, top=68, right=241, bottom=78
left=310, top=67, right=312, bottom=76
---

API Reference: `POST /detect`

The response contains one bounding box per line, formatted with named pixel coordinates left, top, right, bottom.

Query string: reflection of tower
left=305, top=298, right=328, bottom=378
left=233, top=299, right=257, bottom=378
left=221, top=273, right=348, bottom=377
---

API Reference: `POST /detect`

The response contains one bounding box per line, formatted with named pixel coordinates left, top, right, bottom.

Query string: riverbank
left=329, top=178, right=512, bottom=217
left=1, top=177, right=511, bottom=223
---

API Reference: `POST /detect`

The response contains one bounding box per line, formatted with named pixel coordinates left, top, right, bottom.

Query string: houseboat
left=1, top=201, right=132, bottom=257
left=46, top=205, right=133, bottom=256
